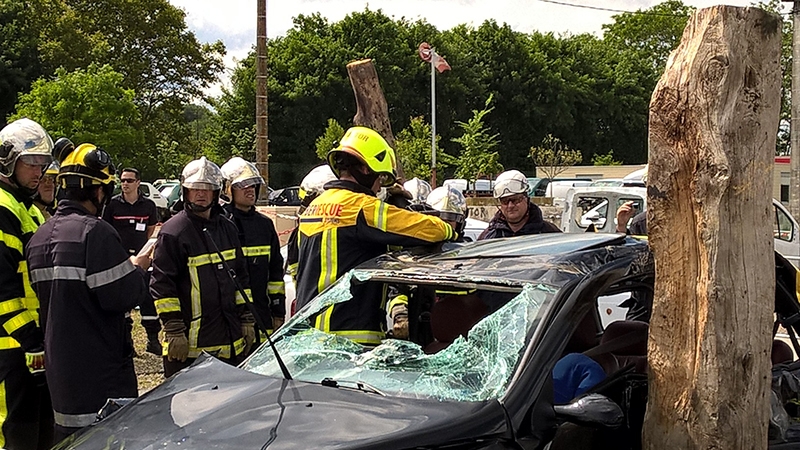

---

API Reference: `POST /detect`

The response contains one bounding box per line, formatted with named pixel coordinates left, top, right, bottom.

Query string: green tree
left=0, top=0, right=43, bottom=123
left=452, top=95, right=503, bottom=189
left=394, top=116, right=455, bottom=182
left=591, top=150, right=623, bottom=166
left=315, top=118, right=345, bottom=160
left=529, top=134, right=583, bottom=179
left=11, top=64, right=146, bottom=171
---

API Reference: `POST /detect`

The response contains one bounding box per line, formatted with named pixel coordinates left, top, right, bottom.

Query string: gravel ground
left=131, top=310, right=165, bottom=394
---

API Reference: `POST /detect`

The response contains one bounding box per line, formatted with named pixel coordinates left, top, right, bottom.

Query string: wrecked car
left=54, top=233, right=800, bottom=449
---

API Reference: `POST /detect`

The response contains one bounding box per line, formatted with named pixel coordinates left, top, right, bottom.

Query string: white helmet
left=493, top=170, right=528, bottom=199
left=0, top=118, right=54, bottom=178
left=403, top=177, right=432, bottom=205
left=221, top=157, right=264, bottom=200
left=427, top=186, right=468, bottom=235
left=181, top=156, right=223, bottom=191
left=300, top=165, right=336, bottom=202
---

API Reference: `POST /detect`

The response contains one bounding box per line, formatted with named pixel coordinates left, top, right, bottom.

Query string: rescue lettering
left=305, top=203, right=342, bottom=217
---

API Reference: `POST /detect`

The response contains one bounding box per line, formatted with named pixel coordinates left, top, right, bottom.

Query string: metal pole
left=790, top=1, right=800, bottom=217
left=430, top=49, right=437, bottom=187
left=255, top=0, right=269, bottom=199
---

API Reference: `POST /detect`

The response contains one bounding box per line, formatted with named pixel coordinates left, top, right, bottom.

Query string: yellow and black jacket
left=0, top=181, right=44, bottom=357
left=224, top=203, right=285, bottom=333
left=150, top=206, right=251, bottom=360
left=295, top=180, right=454, bottom=344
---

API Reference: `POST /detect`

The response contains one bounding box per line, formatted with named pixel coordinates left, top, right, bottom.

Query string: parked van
left=527, top=177, right=592, bottom=197
left=442, top=179, right=494, bottom=197
left=545, top=179, right=592, bottom=207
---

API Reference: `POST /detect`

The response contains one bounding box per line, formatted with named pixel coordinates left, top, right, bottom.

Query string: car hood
left=56, top=355, right=508, bottom=450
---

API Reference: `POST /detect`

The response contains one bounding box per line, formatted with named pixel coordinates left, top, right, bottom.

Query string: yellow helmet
left=44, top=160, right=60, bottom=176
left=326, top=126, right=396, bottom=187
left=58, top=143, right=115, bottom=188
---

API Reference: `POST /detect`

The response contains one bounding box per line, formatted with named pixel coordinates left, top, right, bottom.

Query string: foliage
left=11, top=64, right=146, bottom=170
left=0, top=0, right=43, bottom=123
left=394, top=116, right=455, bottom=182
left=315, top=119, right=345, bottom=160
left=529, top=134, right=583, bottom=179
left=591, top=150, right=623, bottom=166
left=451, top=95, right=503, bottom=187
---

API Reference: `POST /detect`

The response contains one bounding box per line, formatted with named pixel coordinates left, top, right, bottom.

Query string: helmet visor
left=494, top=178, right=528, bottom=198
left=19, top=154, right=53, bottom=167
left=231, top=177, right=261, bottom=190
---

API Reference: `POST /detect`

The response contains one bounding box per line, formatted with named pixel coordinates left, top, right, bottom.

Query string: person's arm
left=266, top=219, right=286, bottom=320
left=150, top=231, right=184, bottom=324
left=358, top=199, right=454, bottom=247
left=615, top=201, right=636, bottom=233
left=146, top=199, right=158, bottom=238
left=85, top=223, right=146, bottom=313
left=0, top=209, right=41, bottom=351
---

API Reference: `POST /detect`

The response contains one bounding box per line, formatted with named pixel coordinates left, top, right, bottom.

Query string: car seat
left=424, top=294, right=488, bottom=354
left=587, top=320, right=649, bottom=375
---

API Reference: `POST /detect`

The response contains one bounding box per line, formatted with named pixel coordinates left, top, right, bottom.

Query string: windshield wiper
left=321, top=378, right=386, bottom=396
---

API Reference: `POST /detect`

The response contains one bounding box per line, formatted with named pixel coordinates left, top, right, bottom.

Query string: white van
left=545, top=180, right=592, bottom=208
left=442, top=179, right=494, bottom=197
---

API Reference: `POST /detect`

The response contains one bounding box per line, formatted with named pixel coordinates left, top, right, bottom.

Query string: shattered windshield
left=242, top=271, right=556, bottom=402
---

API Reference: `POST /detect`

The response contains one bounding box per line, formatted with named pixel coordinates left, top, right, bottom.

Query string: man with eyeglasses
left=102, top=168, right=159, bottom=354
left=478, top=169, right=560, bottom=240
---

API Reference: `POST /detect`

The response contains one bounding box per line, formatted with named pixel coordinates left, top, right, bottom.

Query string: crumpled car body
left=54, top=233, right=799, bottom=449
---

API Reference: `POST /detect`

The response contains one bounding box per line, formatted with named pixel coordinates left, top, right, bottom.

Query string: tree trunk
left=346, top=59, right=405, bottom=181
left=644, top=6, right=781, bottom=450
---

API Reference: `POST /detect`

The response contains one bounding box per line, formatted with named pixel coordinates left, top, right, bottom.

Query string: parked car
left=139, top=182, right=169, bottom=221
left=158, top=182, right=181, bottom=211
left=443, top=178, right=494, bottom=197
left=268, top=186, right=302, bottom=206
left=53, top=233, right=800, bottom=449
left=589, top=178, right=646, bottom=188
left=528, top=177, right=593, bottom=197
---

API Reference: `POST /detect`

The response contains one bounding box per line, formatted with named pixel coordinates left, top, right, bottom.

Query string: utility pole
left=787, top=0, right=800, bottom=216
left=255, top=0, right=269, bottom=198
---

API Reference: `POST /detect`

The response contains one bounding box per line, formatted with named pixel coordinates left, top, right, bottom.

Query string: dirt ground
left=131, top=310, right=165, bottom=395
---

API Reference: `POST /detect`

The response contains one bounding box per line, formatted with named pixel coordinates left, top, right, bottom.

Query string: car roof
left=354, top=233, right=652, bottom=288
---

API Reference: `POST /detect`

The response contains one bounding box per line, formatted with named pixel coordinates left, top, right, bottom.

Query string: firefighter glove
left=241, top=313, right=256, bottom=354
left=25, top=348, right=45, bottom=374
left=163, top=320, right=189, bottom=362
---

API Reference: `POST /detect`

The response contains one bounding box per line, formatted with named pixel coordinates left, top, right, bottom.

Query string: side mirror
left=553, top=393, right=624, bottom=429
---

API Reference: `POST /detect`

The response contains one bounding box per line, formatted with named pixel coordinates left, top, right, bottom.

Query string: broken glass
left=243, top=273, right=553, bottom=402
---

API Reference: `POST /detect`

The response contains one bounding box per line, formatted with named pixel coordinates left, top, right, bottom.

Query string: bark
left=643, top=6, right=781, bottom=450
left=346, top=59, right=405, bottom=181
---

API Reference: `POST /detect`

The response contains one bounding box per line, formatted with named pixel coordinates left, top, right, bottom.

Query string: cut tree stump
left=346, top=59, right=405, bottom=181
left=644, top=6, right=781, bottom=450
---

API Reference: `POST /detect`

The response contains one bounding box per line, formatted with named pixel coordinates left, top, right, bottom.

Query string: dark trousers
left=163, top=353, right=244, bottom=378
left=0, top=353, right=54, bottom=450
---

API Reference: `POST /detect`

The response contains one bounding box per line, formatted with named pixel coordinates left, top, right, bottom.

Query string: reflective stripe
left=3, top=311, right=34, bottom=334
left=373, top=201, right=389, bottom=232
left=0, top=299, right=24, bottom=316
left=268, top=281, right=285, bottom=295
left=0, top=231, right=22, bottom=254
left=331, top=330, right=384, bottom=345
left=235, top=289, right=251, bottom=305
left=53, top=410, right=97, bottom=428
left=29, top=266, right=86, bottom=283
left=154, top=298, right=181, bottom=314
left=140, top=315, right=159, bottom=321
left=87, top=260, right=136, bottom=288
left=242, top=245, right=270, bottom=258
left=315, top=305, right=335, bottom=334
left=436, top=289, right=477, bottom=296
left=186, top=337, right=246, bottom=359
left=187, top=249, right=237, bottom=267
left=0, top=380, right=6, bottom=448
left=317, top=228, right=338, bottom=294
left=0, top=337, right=20, bottom=350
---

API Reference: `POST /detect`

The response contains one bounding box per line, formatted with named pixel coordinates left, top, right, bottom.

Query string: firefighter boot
left=146, top=331, right=162, bottom=356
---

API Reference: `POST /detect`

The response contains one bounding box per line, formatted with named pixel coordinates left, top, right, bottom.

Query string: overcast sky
left=167, top=0, right=764, bottom=96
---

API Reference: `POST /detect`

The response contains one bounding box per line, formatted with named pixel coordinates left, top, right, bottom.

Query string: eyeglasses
left=499, top=195, right=526, bottom=207
left=120, top=178, right=139, bottom=183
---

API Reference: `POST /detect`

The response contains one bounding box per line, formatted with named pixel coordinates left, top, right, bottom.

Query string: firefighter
left=403, top=177, right=432, bottom=211
left=32, top=161, right=58, bottom=221
left=26, top=143, right=150, bottom=442
left=150, top=157, right=254, bottom=377
left=295, top=126, right=456, bottom=345
left=0, top=118, right=53, bottom=450
left=220, top=157, right=285, bottom=340
left=478, top=169, right=561, bottom=240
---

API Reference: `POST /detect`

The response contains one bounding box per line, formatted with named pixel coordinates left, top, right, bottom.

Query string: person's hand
left=163, top=320, right=189, bottom=362
left=130, top=253, right=151, bottom=271
left=386, top=183, right=412, bottom=200
left=241, top=313, right=256, bottom=354
left=615, top=201, right=636, bottom=233
left=25, top=348, right=45, bottom=374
